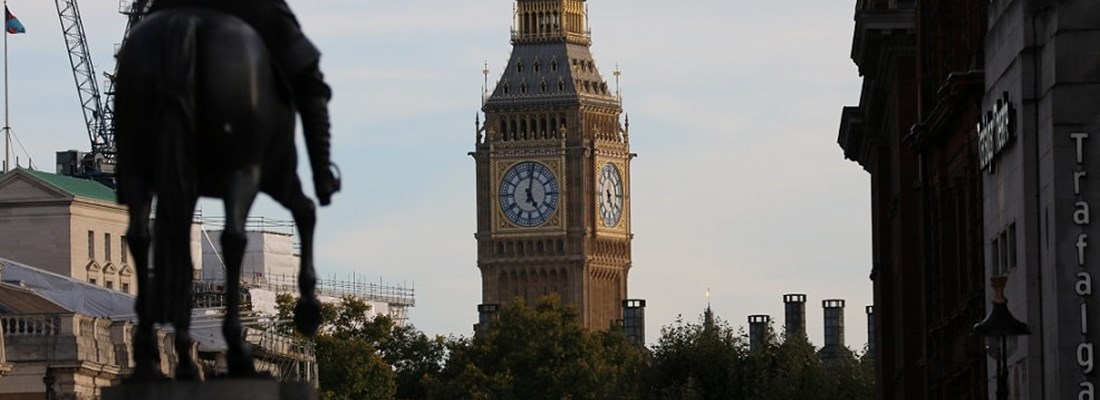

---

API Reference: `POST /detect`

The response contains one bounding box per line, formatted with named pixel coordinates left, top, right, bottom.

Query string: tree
left=642, top=313, right=874, bottom=400
left=752, top=333, right=827, bottom=400
left=315, top=335, right=396, bottom=400
left=276, top=293, right=446, bottom=400
left=430, top=295, right=647, bottom=399
left=377, top=323, right=446, bottom=400
left=642, top=313, right=752, bottom=400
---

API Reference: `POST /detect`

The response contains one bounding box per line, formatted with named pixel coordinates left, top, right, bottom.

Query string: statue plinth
left=103, top=379, right=316, bottom=400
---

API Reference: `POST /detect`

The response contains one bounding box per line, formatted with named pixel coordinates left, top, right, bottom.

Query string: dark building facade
left=908, top=1, right=989, bottom=399
left=838, top=1, right=923, bottom=398
left=839, top=0, right=989, bottom=398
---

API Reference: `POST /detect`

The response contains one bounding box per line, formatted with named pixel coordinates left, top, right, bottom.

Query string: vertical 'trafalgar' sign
left=1071, top=131, right=1095, bottom=398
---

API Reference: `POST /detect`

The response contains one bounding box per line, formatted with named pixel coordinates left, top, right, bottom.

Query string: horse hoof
left=227, top=353, right=258, bottom=378
left=227, top=364, right=259, bottom=378
left=175, top=362, right=201, bottom=381
left=294, top=296, right=323, bottom=336
left=128, top=363, right=166, bottom=382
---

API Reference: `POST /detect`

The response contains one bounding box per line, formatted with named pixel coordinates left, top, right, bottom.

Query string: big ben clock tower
left=472, top=0, right=633, bottom=330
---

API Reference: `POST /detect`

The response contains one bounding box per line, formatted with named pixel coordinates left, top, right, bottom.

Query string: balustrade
left=0, top=314, right=61, bottom=337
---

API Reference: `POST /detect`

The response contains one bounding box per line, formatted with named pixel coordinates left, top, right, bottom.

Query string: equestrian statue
left=113, top=0, right=339, bottom=379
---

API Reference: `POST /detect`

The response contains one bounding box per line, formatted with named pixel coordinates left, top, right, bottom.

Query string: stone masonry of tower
left=471, top=0, right=632, bottom=330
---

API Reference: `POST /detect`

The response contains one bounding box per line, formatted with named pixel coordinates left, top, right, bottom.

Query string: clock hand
left=527, top=169, right=536, bottom=202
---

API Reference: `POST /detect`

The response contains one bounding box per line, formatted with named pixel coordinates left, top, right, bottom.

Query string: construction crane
left=53, top=0, right=149, bottom=185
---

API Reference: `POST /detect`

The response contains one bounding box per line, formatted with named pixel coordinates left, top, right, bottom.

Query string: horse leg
left=271, top=181, right=321, bottom=336
left=222, top=167, right=262, bottom=377
left=122, top=179, right=162, bottom=380
left=171, top=196, right=201, bottom=380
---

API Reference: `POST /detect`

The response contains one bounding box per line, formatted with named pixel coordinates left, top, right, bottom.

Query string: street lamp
left=974, top=276, right=1031, bottom=400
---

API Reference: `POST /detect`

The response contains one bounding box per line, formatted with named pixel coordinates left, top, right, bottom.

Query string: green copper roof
left=19, top=168, right=117, bottom=203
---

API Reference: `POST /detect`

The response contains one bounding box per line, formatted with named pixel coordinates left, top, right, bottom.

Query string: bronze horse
left=113, top=9, right=323, bottom=379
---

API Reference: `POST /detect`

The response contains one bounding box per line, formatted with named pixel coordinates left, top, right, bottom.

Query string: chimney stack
left=748, top=314, right=770, bottom=352
left=821, top=299, right=846, bottom=363
left=622, top=299, right=646, bottom=348
left=783, top=293, right=807, bottom=339
left=866, top=305, right=874, bottom=358
left=475, top=303, right=499, bottom=332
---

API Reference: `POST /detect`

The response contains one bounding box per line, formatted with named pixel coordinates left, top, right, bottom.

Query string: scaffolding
left=244, top=273, right=416, bottom=323
left=193, top=213, right=415, bottom=322
left=187, top=308, right=317, bottom=384
left=200, top=215, right=297, bottom=236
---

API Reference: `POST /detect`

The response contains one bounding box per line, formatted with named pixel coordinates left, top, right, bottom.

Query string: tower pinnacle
left=512, top=0, right=591, bottom=46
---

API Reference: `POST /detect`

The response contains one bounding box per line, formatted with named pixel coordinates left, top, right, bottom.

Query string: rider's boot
left=295, top=67, right=340, bottom=206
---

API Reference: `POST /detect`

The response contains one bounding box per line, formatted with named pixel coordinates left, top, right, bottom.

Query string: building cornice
left=851, top=7, right=916, bottom=78
left=905, top=70, right=984, bottom=152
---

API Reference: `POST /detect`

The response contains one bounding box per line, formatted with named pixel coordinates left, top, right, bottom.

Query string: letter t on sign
left=1072, top=132, right=1090, bottom=164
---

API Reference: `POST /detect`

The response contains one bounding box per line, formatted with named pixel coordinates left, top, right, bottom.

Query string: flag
left=5, top=6, right=24, bottom=34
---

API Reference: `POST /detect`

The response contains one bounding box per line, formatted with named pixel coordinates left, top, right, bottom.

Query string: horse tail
left=151, top=14, right=200, bottom=324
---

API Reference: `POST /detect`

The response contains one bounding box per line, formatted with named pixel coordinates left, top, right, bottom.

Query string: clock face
left=499, top=161, right=560, bottom=227
left=598, top=162, right=624, bottom=227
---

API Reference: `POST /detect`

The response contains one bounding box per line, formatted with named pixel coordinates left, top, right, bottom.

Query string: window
left=1000, top=231, right=1009, bottom=274
left=106, top=281, right=114, bottom=290
left=104, top=233, right=111, bottom=261
left=88, top=231, right=95, bottom=259
left=991, top=237, right=1000, bottom=276
left=89, top=278, right=97, bottom=285
left=121, top=236, right=128, bottom=264
left=122, top=282, right=130, bottom=293
left=1008, top=223, right=1017, bottom=270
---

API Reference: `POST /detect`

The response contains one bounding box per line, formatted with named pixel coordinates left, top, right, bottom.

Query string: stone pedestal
left=103, top=379, right=316, bottom=400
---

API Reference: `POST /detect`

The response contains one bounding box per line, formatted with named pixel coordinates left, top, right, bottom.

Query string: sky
left=3, top=0, right=871, bottom=348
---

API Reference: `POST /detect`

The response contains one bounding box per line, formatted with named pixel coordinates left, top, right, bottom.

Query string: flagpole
left=3, top=0, right=8, bottom=173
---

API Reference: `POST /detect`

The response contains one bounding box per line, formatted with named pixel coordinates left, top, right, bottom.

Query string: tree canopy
left=280, top=294, right=873, bottom=399
left=430, top=295, right=646, bottom=400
